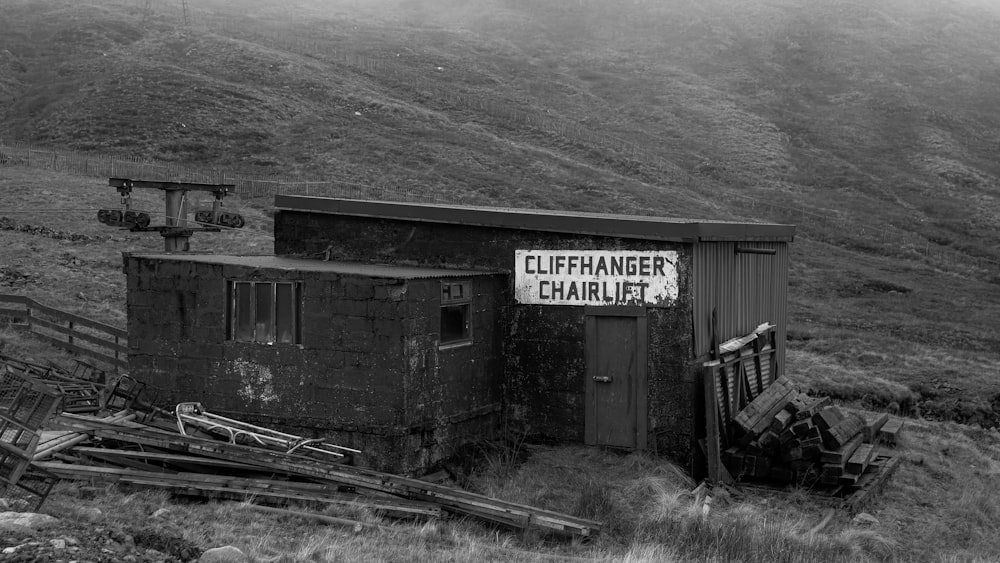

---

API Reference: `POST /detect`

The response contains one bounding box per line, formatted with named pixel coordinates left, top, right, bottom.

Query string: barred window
left=228, top=281, right=300, bottom=344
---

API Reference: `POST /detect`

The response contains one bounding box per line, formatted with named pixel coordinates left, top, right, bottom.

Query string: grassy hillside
left=2, top=1, right=1000, bottom=560
left=2, top=0, right=998, bottom=423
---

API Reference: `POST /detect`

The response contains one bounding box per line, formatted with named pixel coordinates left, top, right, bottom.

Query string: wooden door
left=585, top=308, right=647, bottom=449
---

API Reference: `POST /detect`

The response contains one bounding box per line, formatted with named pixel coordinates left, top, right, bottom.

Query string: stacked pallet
left=0, top=361, right=62, bottom=511
left=722, top=378, right=903, bottom=490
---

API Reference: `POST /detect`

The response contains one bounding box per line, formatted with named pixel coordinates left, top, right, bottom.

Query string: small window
left=229, top=281, right=301, bottom=344
left=440, top=281, right=472, bottom=346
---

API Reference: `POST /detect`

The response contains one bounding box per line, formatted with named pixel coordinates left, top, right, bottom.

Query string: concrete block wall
left=402, top=277, right=505, bottom=428
left=274, top=212, right=699, bottom=463
left=505, top=305, right=587, bottom=441
left=126, top=256, right=507, bottom=472
left=126, top=257, right=411, bottom=466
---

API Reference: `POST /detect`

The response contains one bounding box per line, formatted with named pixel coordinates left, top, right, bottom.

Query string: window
left=440, top=281, right=472, bottom=347
left=228, top=281, right=301, bottom=344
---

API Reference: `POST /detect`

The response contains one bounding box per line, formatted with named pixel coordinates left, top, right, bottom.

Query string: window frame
left=227, top=280, right=302, bottom=345
left=439, top=280, right=473, bottom=349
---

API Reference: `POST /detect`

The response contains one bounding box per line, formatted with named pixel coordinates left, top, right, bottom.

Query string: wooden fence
left=0, top=294, right=127, bottom=374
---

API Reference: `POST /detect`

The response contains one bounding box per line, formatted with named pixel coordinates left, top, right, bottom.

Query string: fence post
left=114, top=335, right=121, bottom=375
left=68, top=320, right=74, bottom=346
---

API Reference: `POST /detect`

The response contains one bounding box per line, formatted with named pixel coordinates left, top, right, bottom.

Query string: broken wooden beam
left=820, top=434, right=864, bottom=466
left=819, top=412, right=865, bottom=450
left=34, top=462, right=442, bottom=518
left=733, top=378, right=797, bottom=436
left=862, top=413, right=890, bottom=443
left=34, top=411, right=136, bottom=460
left=842, top=455, right=901, bottom=514
left=846, top=443, right=877, bottom=475
left=88, top=424, right=601, bottom=537
left=878, top=419, right=905, bottom=446
left=235, top=504, right=366, bottom=533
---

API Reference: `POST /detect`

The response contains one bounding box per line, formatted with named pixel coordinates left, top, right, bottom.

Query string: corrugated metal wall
left=692, top=241, right=789, bottom=377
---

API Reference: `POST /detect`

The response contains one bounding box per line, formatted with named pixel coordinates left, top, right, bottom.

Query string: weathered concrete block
left=344, top=280, right=375, bottom=300
left=330, top=299, right=368, bottom=317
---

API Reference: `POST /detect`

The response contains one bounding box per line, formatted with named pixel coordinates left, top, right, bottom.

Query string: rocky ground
left=0, top=512, right=205, bottom=562
left=0, top=508, right=248, bottom=563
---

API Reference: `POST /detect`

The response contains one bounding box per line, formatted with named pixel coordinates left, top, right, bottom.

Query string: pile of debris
left=0, top=355, right=601, bottom=540
left=702, top=323, right=903, bottom=511
left=722, top=377, right=904, bottom=503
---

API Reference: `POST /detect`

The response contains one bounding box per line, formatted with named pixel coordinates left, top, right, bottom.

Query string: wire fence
left=0, top=138, right=446, bottom=203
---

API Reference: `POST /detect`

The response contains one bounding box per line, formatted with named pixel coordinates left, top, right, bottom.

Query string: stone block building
left=124, top=196, right=794, bottom=474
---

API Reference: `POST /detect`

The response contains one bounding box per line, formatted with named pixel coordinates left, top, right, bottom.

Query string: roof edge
left=274, top=196, right=796, bottom=242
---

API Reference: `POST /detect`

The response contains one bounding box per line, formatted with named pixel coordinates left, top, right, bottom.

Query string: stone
left=50, top=538, right=66, bottom=549
left=77, top=506, right=103, bottom=521
left=198, top=545, right=246, bottom=562
left=0, top=522, right=36, bottom=535
left=151, top=508, right=171, bottom=518
left=852, top=512, right=879, bottom=526
left=0, top=512, right=59, bottom=530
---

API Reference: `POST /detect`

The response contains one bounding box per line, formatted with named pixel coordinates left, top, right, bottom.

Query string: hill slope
left=1, top=0, right=999, bottom=421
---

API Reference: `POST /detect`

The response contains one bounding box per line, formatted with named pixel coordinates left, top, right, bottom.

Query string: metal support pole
left=164, top=189, right=191, bottom=252
left=211, top=190, right=224, bottom=224
left=165, top=189, right=183, bottom=227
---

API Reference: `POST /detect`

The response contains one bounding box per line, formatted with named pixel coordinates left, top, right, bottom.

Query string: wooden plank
left=718, top=323, right=774, bottom=353
left=35, top=462, right=441, bottom=518
left=878, top=419, right=904, bottom=446
left=820, top=413, right=865, bottom=450
left=28, top=316, right=128, bottom=354
left=25, top=332, right=127, bottom=370
left=70, top=447, right=263, bottom=471
left=0, top=307, right=27, bottom=320
left=236, top=504, right=366, bottom=532
left=862, top=412, right=889, bottom=443
left=0, top=295, right=32, bottom=306
left=799, top=396, right=831, bottom=420
left=846, top=443, right=876, bottom=474
left=705, top=368, right=720, bottom=480
left=820, top=434, right=864, bottom=465
left=734, top=378, right=796, bottom=436
left=791, top=419, right=814, bottom=437
left=813, top=406, right=845, bottom=431
left=750, top=333, right=765, bottom=395
left=89, top=425, right=601, bottom=536
left=821, top=463, right=845, bottom=477
left=842, top=455, right=901, bottom=514
left=26, top=301, right=127, bottom=339
left=34, top=412, right=136, bottom=460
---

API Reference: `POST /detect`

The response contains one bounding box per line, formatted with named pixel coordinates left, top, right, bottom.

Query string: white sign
left=515, top=250, right=679, bottom=306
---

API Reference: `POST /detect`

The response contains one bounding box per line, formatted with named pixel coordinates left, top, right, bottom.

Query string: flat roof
left=274, top=196, right=796, bottom=242
left=130, top=254, right=500, bottom=279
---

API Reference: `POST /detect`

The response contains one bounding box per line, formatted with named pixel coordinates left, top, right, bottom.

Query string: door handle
left=593, top=376, right=613, bottom=383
